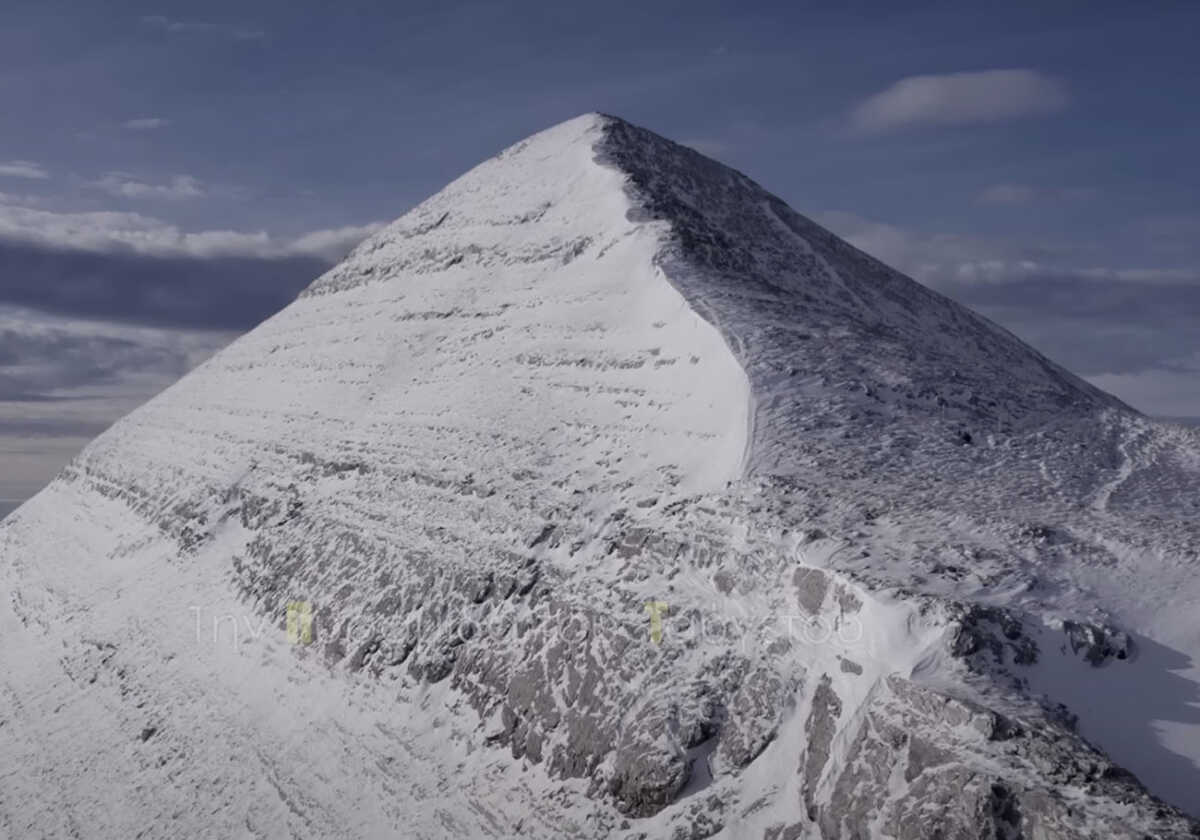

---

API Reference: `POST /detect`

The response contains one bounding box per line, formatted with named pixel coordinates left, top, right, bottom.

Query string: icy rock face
left=3, top=114, right=1200, bottom=839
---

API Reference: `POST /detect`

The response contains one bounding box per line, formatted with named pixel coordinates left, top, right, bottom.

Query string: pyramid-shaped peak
left=310, top=112, right=1124, bottom=480
left=4, top=110, right=1197, bottom=839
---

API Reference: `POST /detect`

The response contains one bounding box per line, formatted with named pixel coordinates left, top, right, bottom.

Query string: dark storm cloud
left=0, top=237, right=329, bottom=330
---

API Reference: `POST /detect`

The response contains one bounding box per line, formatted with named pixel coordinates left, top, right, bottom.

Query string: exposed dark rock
left=1062, top=620, right=1135, bottom=666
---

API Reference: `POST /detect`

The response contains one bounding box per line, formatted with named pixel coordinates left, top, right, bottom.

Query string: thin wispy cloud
left=820, top=209, right=1199, bottom=291
left=123, top=117, right=170, bottom=130
left=1090, top=352, right=1200, bottom=418
left=0, top=192, right=382, bottom=337
left=0, top=161, right=50, bottom=180
left=91, top=173, right=205, bottom=201
left=0, top=194, right=382, bottom=261
left=140, top=15, right=265, bottom=41
left=849, top=69, right=1068, bottom=135
left=0, top=316, right=206, bottom=401
left=977, top=183, right=1099, bottom=205
left=0, top=191, right=42, bottom=206
left=977, top=184, right=1037, bottom=205
left=818, top=207, right=1200, bottom=414
left=680, top=138, right=731, bottom=158
left=0, top=303, right=237, bottom=503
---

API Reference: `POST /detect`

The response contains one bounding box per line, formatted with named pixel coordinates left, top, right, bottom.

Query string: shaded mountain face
left=600, top=118, right=1120, bottom=447
left=3, top=114, right=1200, bottom=839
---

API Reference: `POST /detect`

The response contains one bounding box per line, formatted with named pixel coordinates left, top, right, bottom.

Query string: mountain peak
left=311, top=112, right=1125, bottom=483
left=3, top=114, right=1198, bottom=838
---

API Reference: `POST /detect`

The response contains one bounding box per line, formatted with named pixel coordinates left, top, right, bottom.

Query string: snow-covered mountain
left=3, top=114, right=1199, bottom=839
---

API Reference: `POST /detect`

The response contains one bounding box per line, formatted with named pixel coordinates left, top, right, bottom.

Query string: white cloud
left=0, top=195, right=384, bottom=260
left=91, top=172, right=205, bottom=201
left=0, top=161, right=50, bottom=180
left=288, top=223, right=387, bottom=261
left=849, top=69, right=1068, bottom=135
left=124, top=117, right=170, bottom=130
left=815, top=209, right=998, bottom=280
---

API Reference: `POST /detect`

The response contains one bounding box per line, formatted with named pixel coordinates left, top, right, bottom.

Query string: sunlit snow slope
left=3, top=114, right=1200, bottom=839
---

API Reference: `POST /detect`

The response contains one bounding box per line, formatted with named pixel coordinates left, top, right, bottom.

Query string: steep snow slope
left=3, top=114, right=1200, bottom=839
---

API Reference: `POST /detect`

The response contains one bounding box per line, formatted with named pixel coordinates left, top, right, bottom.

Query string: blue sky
left=2, top=0, right=1199, bottom=503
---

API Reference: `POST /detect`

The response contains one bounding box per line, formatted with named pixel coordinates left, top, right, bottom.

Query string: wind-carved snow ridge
left=3, top=114, right=1200, bottom=839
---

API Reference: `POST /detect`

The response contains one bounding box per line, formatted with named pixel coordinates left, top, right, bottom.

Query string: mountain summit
left=3, top=114, right=1199, bottom=838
